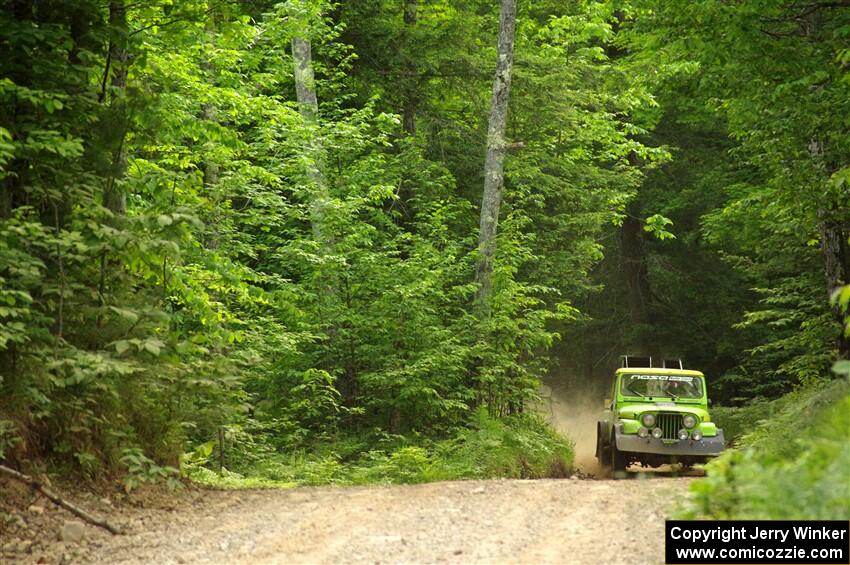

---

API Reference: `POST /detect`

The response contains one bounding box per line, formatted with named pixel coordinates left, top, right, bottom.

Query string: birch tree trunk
left=475, top=0, right=517, bottom=313
left=292, top=35, right=329, bottom=243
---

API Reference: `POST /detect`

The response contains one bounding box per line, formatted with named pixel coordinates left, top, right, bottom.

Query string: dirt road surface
left=4, top=382, right=698, bottom=565
left=5, top=474, right=690, bottom=565
left=4, top=383, right=697, bottom=564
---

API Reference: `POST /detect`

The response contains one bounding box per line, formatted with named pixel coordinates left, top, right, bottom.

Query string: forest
left=1, top=0, right=848, bottom=521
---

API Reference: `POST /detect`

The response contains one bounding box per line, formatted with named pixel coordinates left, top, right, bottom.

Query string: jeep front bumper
left=615, top=429, right=725, bottom=457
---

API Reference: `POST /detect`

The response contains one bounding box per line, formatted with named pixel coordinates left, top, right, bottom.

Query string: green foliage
left=121, top=447, right=181, bottom=492
left=684, top=379, right=850, bottom=519
left=643, top=214, right=676, bottom=241
left=0, top=419, right=19, bottom=460
left=564, top=0, right=850, bottom=406
left=710, top=402, right=773, bottom=447
left=185, top=410, right=574, bottom=488
left=426, top=409, right=575, bottom=481
left=0, top=0, right=259, bottom=474
left=1, top=0, right=845, bottom=510
left=628, top=0, right=850, bottom=395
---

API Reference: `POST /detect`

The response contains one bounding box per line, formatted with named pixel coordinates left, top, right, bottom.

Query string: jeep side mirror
left=708, top=398, right=713, bottom=406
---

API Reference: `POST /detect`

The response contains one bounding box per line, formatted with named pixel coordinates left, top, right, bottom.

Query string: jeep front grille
left=656, top=413, right=683, bottom=440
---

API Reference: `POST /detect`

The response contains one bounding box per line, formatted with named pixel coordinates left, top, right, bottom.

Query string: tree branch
left=0, top=465, right=123, bottom=535
left=129, top=10, right=210, bottom=38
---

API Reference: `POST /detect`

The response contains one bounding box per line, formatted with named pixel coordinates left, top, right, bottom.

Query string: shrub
left=427, top=408, right=574, bottom=480
left=184, top=408, right=575, bottom=487
left=684, top=379, right=850, bottom=519
left=711, top=401, right=772, bottom=446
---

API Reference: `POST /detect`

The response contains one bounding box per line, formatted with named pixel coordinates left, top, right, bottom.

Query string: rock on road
left=73, top=476, right=692, bottom=565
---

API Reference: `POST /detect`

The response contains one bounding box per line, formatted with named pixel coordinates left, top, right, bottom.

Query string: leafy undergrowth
left=683, top=378, right=850, bottom=519
left=184, top=409, right=575, bottom=489
left=709, top=402, right=773, bottom=447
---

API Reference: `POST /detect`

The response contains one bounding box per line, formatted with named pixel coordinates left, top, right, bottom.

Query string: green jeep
left=596, top=359, right=725, bottom=472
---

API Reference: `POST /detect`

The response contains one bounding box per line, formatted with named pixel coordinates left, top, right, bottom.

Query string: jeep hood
left=618, top=403, right=710, bottom=420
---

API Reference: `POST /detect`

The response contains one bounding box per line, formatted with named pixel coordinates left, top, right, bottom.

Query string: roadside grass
left=682, top=378, right=850, bottom=519
left=184, top=409, right=575, bottom=489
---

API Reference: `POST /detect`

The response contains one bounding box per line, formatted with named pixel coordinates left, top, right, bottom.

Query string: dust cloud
left=537, top=383, right=606, bottom=475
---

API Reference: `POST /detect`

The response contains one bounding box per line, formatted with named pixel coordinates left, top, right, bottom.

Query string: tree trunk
left=474, top=0, right=517, bottom=313
left=620, top=203, right=661, bottom=359
left=103, top=0, right=129, bottom=215
left=811, top=138, right=850, bottom=361
left=819, top=211, right=850, bottom=360
left=291, top=35, right=329, bottom=243
left=202, top=1, right=220, bottom=249
left=1, top=0, right=33, bottom=220
left=402, top=0, right=417, bottom=135
left=202, top=104, right=219, bottom=191
left=805, top=16, right=850, bottom=362
left=202, top=3, right=219, bottom=191
left=621, top=208, right=651, bottom=327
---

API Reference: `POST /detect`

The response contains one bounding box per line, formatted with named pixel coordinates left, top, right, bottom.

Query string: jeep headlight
left=683, top=414, right=697, bottom=429
left=641, top=413, right=655, bottom=427
left=691, top=430, right=703, bottom=441
left=638, top=427, right=649, bottom=438
left=677, top=429, right=689, bottom=441
left=651, top=427, right=663, bottom=439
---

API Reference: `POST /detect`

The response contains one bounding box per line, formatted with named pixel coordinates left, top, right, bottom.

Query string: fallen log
left=0, top=464, right=123, bottom=535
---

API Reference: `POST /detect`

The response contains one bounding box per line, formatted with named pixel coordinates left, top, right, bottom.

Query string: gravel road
left=10, top=473, right=689, bottom=565
left=3, top=384, right=696, bottom=565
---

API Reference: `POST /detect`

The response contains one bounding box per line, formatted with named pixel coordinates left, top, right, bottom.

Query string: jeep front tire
left=596, top=425, right=611, bottom=466
left=610, top=432, right=627, bottom=473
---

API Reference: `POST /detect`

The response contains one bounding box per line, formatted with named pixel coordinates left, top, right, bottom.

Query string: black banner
left=666, top=520, right=849, bottom=564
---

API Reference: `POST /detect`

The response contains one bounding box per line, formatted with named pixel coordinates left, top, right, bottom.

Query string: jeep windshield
left=620, top=374, right=703, bottom=399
